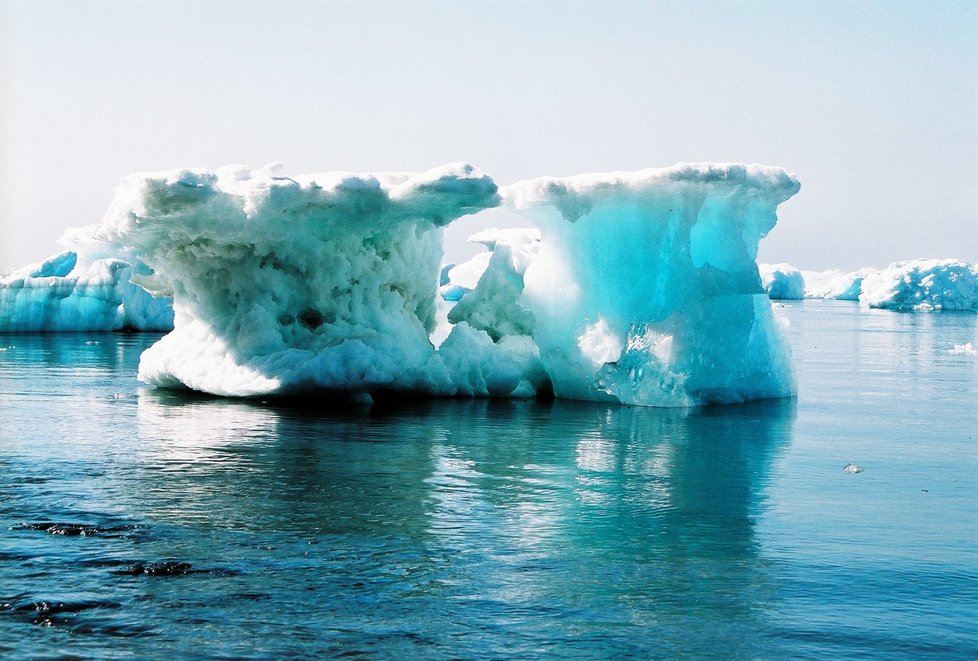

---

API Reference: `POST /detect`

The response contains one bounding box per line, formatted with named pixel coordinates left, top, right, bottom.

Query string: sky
left=2, top=0, right=976, bottom=272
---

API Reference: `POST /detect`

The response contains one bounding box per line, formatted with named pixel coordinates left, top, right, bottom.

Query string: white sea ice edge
left=7, top=162, right=803, bottom=407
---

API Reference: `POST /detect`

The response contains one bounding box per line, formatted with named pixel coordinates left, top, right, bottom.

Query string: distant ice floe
left=759, top=263, right=805, bottom=300
left=860, top=259, right=978, bottom=311
left=0, top=225, right=173, bottom=332
left=5, top=161, right=802, bottom=407
left=765, top=259, right=978, bottom=311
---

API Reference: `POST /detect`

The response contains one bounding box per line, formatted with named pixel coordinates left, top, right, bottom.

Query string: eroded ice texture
left=503, top=163, right=800, bottom=406
left=0, top=226, right=174, bottom=332
left=759, top=263, right=805, bottom=300
left=100, top=163, right=500, bottom=396
left=447, top=228, right=541, bottom=341
left=860, top=259, right=978, bottom=311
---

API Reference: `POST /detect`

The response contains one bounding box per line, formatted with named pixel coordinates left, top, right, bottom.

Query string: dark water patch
left=11, top=521, right=145, bottom=538
left=0, top=550, right=37, bottom=562
left=112, top=561, right=240, bottom=577
left=0, top=595, right=154, bottom=638
left=113, top=561, right=193, bottom=576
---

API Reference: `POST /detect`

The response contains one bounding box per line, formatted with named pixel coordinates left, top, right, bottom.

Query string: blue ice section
left=1, top=249, right=173, bottom=332
left=506, top=163, right=800, bottom=406
left=760, top=263, right=806, bottom=300
left=29, top=250, right=77, bottom=278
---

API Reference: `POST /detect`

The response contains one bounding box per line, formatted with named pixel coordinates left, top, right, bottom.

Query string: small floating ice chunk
left=949, top=342, right=978, bottom=356
left=843, top=463, right=865, bottom=474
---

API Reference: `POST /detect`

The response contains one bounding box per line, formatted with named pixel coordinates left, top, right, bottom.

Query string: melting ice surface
left=23, top=161, right=802, bottom=406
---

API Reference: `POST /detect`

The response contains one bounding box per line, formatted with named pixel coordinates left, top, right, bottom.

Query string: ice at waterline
left=34, top=161, right=804, bottom=406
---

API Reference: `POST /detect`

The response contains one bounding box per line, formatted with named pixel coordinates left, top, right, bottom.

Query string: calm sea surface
left=1, top=301, right=976, bottom=659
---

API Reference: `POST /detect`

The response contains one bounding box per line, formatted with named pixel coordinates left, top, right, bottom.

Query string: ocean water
left=1, top=301, right=976, bottom=659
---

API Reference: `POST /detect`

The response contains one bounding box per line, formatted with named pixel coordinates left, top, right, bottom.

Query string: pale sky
left=2, top=0, right=976, bottom=272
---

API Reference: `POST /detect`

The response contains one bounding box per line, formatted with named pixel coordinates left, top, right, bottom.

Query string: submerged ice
left=5, top=161, right=803, bottom=407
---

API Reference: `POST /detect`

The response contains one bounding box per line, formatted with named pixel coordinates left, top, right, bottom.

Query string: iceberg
left=0, top=226, right=174, bottom=332
left=16, top=160, right=799, bottom=407
left=859, top=259, right=978, bottom=311
left=99, top=162, right=502, bottom=397
left=503, top=163, right=800, bottom=406
left=759, top=263, right=805, bottom=300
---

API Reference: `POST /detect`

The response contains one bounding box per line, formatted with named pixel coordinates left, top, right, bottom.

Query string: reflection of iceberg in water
left=131, top=391, right=794, bottom=655
left=421, top=399, right=795, bottom=653
left=134, top=391, right=438, bottom=537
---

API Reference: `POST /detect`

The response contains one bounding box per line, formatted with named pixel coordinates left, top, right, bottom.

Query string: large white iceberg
left=100, top=163, right=502, bottom=397
left=24, top=160, right=800, bottom=407
left=0, top=226, right=173, bottom=332
left=859, top=259, right=978, bottom=311
left=503, top=163, right=800, bottom=406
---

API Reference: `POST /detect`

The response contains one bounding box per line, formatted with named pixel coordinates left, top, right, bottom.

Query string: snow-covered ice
left=859, top=259, right=978, bottom=311
left=446, top=227, right=540, bottom=341
left=99, top=162, right=502, bottom=397
left=802, top=268, right=869, bottom=301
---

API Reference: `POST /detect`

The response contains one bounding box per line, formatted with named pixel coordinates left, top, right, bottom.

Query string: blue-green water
left=1, top=301, right=976, bottom=659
